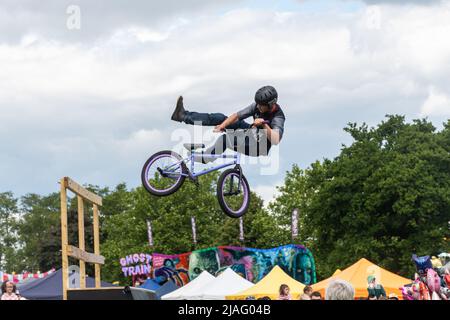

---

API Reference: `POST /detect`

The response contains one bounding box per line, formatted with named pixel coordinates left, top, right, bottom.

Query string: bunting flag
left=1, top=268, right=56, bottom=283
left=146, top=219, right=154, bottom=247
left=191, top=216, right=197, bottom=245
left=239, top=217, right=244, bottom=242
left=292, top=208, right=299, bottom=240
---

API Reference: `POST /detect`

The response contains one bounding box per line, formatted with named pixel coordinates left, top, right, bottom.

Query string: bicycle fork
left=236, top=153, right=242, bottom=192
left=226, top=153, right=242, bottom=196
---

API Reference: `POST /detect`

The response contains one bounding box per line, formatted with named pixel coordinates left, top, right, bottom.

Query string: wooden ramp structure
left=60, top=177, right=105, bottom=300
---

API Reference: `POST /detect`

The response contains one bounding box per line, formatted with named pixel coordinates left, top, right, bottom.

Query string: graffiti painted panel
left=151, top=252, right=191, bottom=286
left=150, top=244, right=316, bottom=286
left=188, top=248, right=220, bottom=281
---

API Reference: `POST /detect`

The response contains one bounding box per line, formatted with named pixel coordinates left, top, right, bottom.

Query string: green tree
left=271, top=115, right=450, bottom=280
left=17, top=193, right=61, bottom=272
left=0, top=192, right=20, bottom=272
left=17, top=190, right=102, bottom=273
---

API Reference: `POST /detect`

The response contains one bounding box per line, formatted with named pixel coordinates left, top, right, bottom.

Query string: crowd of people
left=268, top=277, right=399, bottom=301
left=268, top=253, right=450, bottom=301
left=269, top=277, right=399, bottom=301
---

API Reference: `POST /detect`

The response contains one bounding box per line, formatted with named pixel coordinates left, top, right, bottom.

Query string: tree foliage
left=270, top=115, right=450, bottom=279
left=0, top=192, right=19, bottom=272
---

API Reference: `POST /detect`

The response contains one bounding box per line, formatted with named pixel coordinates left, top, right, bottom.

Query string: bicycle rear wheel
left=217, top=168, right=250, bottom=218
left=141, top=150, right=187, bottom=196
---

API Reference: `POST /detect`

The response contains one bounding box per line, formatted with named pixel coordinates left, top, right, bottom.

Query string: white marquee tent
left=192, top=268, right=254, bottom=300
left=161, top=271, right=215, bottom=300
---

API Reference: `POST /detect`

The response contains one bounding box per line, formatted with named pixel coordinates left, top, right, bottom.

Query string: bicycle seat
left=183, top=143, right=205, bottom=151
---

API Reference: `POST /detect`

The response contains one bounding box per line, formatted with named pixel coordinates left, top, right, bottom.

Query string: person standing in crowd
left=367, top=275, right=386, bottom=299
left=325, top=279, right=355, bottom=300
left=300, top=286, right=313, bottom=300
left=1, top=281, right=21, bottom=300
left=278, top=284, right=292, bottom=300
left=311, top=291, right=323, bottom=300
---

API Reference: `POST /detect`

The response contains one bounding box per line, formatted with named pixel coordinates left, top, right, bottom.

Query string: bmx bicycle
left=141, top=143, right=250, bottom=218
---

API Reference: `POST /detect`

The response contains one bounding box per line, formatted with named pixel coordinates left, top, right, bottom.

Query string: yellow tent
left=332, top=269, right=342, bottom=276
left=226, top=265, right=305, bottom=300
left=312, top=258, right=411, bottom=299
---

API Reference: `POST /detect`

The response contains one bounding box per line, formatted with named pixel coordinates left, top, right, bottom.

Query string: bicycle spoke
left=145, top=155, right=182, bottom=192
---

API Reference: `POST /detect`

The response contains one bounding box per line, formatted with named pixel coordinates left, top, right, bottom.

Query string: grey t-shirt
left=237, top=102, right=286, bottom=140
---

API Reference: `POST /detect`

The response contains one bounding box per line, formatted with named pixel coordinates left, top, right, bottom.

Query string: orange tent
left=332, top=269, right=342, bottom=276
left=312, top=258, right=411, bottom=300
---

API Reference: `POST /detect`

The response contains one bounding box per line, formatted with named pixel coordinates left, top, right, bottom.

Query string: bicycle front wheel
left=141, top=150, right=187, bottom=196
left=217, top=169, right=250, bottom=218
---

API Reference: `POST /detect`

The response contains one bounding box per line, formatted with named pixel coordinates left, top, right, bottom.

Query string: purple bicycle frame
left=161, top=152, right=241, bottom=178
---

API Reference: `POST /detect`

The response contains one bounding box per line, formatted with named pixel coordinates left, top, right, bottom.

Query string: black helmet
left=255, top=86, right=278, bottom=106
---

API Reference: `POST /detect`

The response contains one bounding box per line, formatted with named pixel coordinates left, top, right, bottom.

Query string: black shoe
left=171, top=96, right=186, bottom=122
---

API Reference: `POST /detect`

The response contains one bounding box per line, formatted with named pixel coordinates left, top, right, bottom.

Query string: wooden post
left=77, top=195, right=86, bottom=289
left=93, top=204, right=101, bottom=288
left=60, top=178, right=69, bottom=301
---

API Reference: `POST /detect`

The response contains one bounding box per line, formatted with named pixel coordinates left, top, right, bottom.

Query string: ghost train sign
left=120, top=253, right=152, bottom=277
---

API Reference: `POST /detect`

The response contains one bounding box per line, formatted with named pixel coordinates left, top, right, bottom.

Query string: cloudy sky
left=1, top=0, right=449, bottom=204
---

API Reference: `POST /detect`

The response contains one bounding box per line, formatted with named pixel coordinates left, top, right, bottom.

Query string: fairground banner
left=0, top=268, right=56, bottom=283
left=151, top=244, right=316, bottom=286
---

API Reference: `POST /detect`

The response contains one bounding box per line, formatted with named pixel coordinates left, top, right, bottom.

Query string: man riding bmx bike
left=170, top=85, right=285, bottom=163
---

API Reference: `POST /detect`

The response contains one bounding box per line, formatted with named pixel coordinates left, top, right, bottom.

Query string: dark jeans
left=184, top=111, right=252, bottom=130
left=184, top=111, right=270, bottom=157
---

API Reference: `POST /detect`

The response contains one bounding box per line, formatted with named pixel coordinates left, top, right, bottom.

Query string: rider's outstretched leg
left=184, top=111, right=228, bottom=126
left=171, top=97, right=251, bottom=129
left=184, top=111, right=252, bottom=129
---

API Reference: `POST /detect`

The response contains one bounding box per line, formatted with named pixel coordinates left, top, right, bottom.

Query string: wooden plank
left=63, top=177, right=102, bottom=206
left=60, top=178, right=69, bottom=301
left=93, top=204, right=101, bottom=288
left=77, top=196, right=86, bottom=289
left=66, top=245, right=105, bottom=265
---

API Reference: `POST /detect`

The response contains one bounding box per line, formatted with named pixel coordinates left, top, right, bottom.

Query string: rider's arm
left=263, top=123, right=281, bottom=145
left=254, top=115, right=284, bottom=145
left=215, top=113, right=239, bottom=132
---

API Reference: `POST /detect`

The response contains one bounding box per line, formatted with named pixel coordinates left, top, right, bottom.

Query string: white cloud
left=421, top=87, right=450, bottom=117
left=253, top=182, right=283, bottom=207
left=113, top=129, right=165, bottom=156
left=0, top=0, right=243, bottom=43
left=0, top=1, right=450, bottom=196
